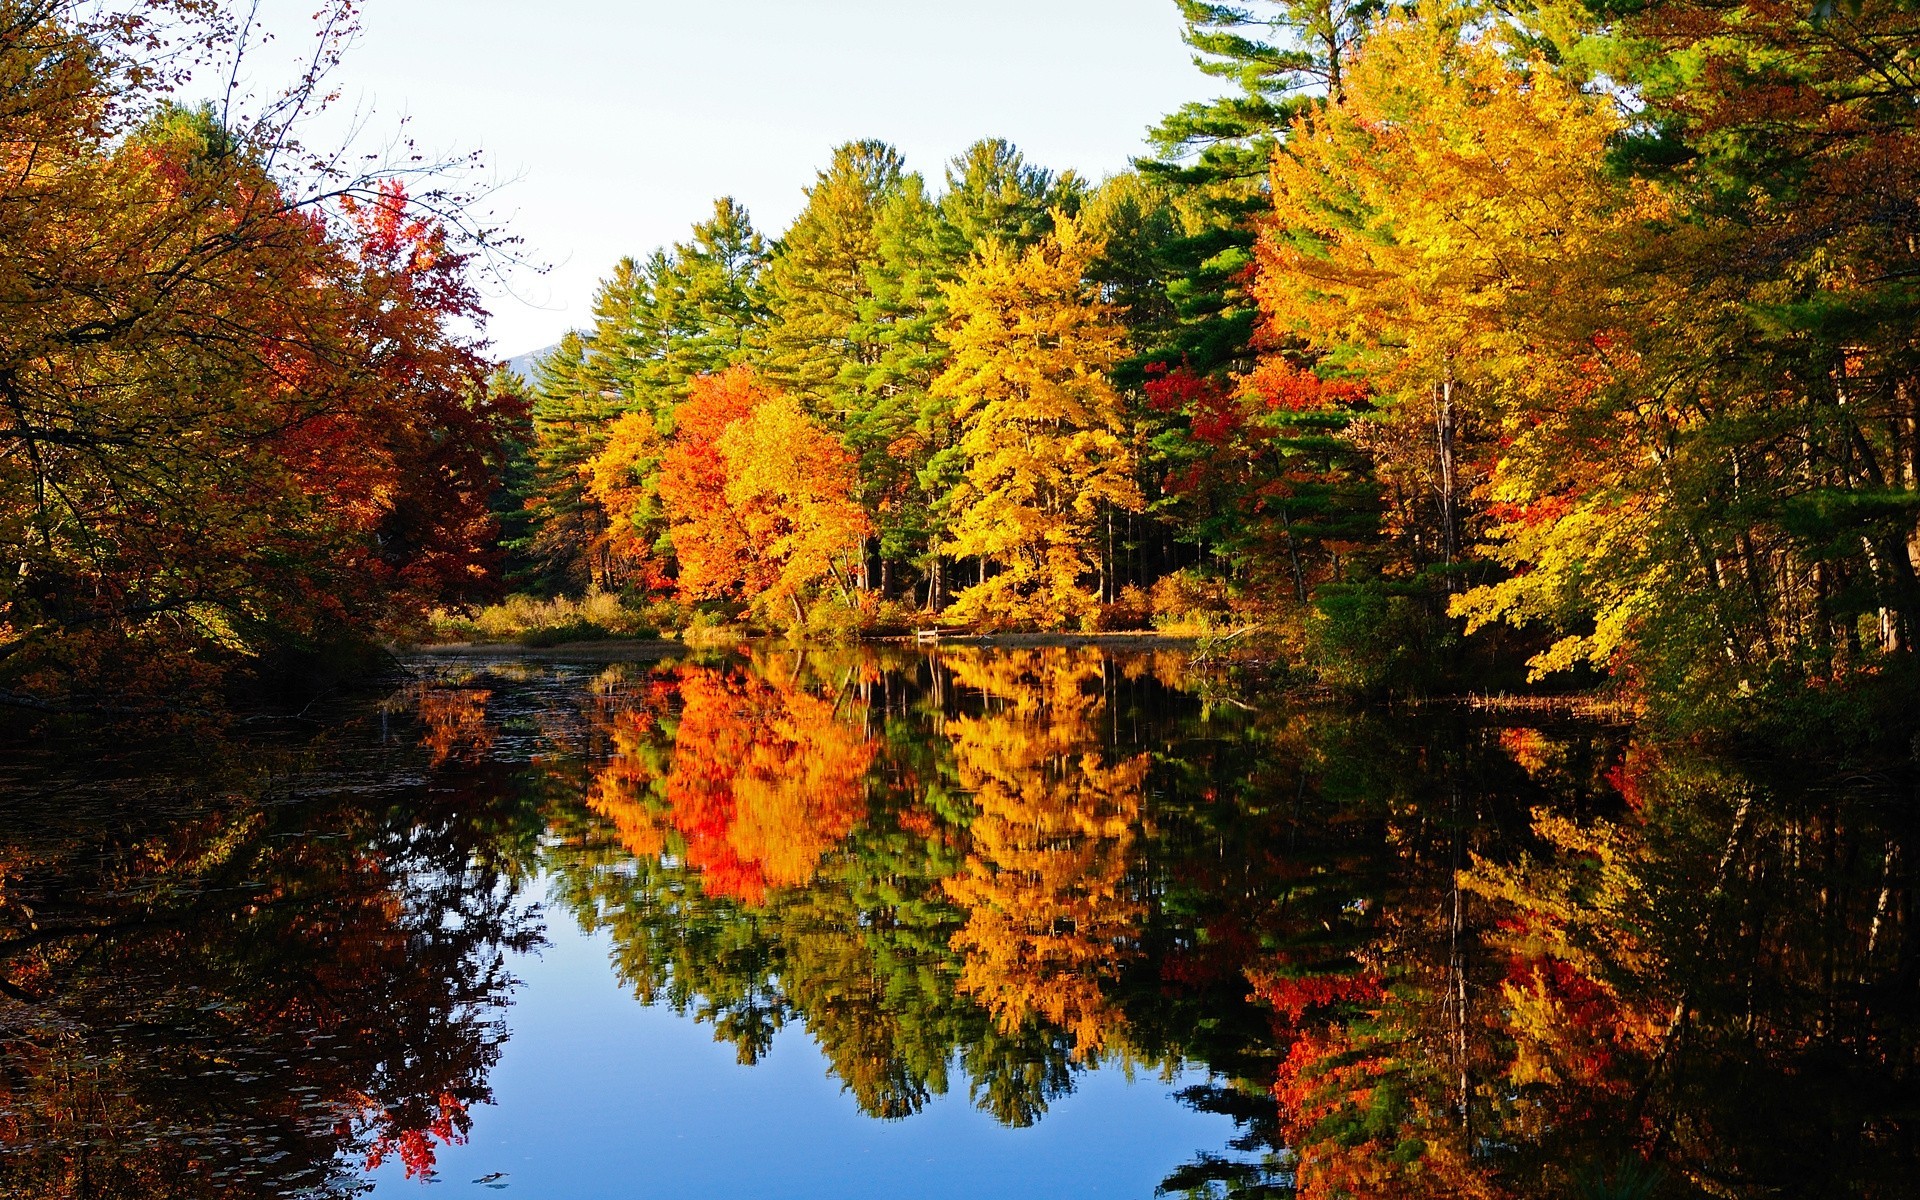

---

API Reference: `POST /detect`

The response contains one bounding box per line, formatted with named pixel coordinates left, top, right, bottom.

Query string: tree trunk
left=1436, top=371, right=1459, bottom=586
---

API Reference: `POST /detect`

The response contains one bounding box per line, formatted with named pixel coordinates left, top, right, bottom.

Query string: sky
left=226, top=0, right=1220, bottom=359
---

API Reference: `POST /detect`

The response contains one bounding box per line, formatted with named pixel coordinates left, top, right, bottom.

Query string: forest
left=6, top=0, right=1920, bottom=728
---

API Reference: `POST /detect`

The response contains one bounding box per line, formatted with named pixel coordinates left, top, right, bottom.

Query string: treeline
left=507, top=139, right=1271, bottom=635
left=0, top=1, right=514, bottom=704
left=510, top=0, right=1920, bottom=717
left=8, top=0, right=1919, bottom=716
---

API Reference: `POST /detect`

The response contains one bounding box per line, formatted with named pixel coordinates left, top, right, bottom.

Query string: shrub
left=426, top=590, right=662, bottom=645
left=1149, top=570, right=1234, bottom=633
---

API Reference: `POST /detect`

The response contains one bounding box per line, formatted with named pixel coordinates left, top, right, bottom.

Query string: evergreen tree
left=758, top=140, right=912, bottom=410
left=647, top=197, right=771, bottom=400
left=853, top=176, right=949, bottom=599
left=524, top=329, right=626, bottom=590
left=932, top=138, right=1085, bottom=263
left=521, top=199, right=770, bottom=591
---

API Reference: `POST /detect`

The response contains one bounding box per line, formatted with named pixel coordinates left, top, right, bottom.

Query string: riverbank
left=409, top=628, right=1247, bottom=660
left=408, top=638, right=687, bottom=661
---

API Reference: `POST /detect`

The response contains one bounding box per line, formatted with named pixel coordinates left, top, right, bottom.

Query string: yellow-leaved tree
left=938, top=648, right=1148, bottom=1060
left=715, top=389, right=873, bottom=625
left=1257, top=5, right=1693, bottom=682
left=582, top=411, right=671, bottom=592
left=934, top=216, right=1144, bottom=629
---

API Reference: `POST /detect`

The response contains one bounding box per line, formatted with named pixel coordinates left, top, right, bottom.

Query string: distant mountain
left=502, top=342, right=563, bottom=384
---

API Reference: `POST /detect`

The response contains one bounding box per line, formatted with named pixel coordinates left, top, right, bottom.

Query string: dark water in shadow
left=0, top=644, right=1914, bottom=1198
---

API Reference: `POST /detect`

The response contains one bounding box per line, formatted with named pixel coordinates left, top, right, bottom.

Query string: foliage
left=0, top=5, right=514, bottom=703
left=934, top=218, right=1145, bottom=628
left=650, top=367, right=869, bottom=626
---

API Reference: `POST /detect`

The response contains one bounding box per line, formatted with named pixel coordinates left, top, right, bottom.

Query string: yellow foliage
left=938, top=649, right=1148, bottom=1058
left=1258, top=7, right=1723, bottom=681
left=582, top=410, right=668, bottom=584
left=715, top=389, right=872, bottom=624
left=1263, top=10, right=1640, bottom=384
left=934, top=217, right=1144, bottom=629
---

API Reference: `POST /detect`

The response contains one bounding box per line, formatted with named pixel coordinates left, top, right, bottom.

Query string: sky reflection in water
left=365, top=900, right=1234, bottom=1198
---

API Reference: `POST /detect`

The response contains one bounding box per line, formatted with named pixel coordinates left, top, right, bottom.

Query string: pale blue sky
left=230, top=0, right=1217, bottom=357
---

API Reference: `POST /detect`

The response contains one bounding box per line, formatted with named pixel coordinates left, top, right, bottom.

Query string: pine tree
left=932, top=138, right=1085, bottom=263
left=525, top=329, right=628, bottom=590
left=647, top=197, right=770, bottom=397
left=758, top=140, right=911, bottom=409
left=521, top=199, right=769, bottom=591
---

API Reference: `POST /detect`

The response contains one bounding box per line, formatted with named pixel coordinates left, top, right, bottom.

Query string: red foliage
left=1252, top=968, right=1386, bottom=1021
left=361, top=1093, right=470, bottom=1179
left=1145, top=363, right=1244, bottom=445
left=1486, top=495, right=1575, bottom=527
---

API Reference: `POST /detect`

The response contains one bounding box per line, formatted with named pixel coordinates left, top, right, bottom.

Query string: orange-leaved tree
left=656, top=367, right=769, bottom=600
left=654, top=366, right=868, bottom=624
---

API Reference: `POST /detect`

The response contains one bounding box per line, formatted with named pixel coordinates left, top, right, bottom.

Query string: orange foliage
left=657, top=366, right=768, bottom=600
left=585, top=657, right=876, bottom=905
left=411, top=686, right=495, bottom=767
left=654, top=367, right=868, bottom=619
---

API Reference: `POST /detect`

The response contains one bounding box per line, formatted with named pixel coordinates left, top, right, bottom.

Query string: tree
left=1442, top=0, right=1920, bottom=703
left=1244, top=6, right=1654, bottom=682
left=582, top=410, right=671, bottom=593
left=520, top=199, right=769, bottom=593
left=852, top=139, right=1087, bottom=607
left=0, top=6, right=514, bottom=703
left=648, top=196, right=770, bottom=386
left=935, top=218, right=1145, bottom=628
left=650, top=367, right=868, bottom=623
left=758, top=140, right=911, bottom=409
left=524, top=329, right=624, bottom=591
left=718, top=390, right=872, bottom=624
left=655, top=366, right=767, bottom=601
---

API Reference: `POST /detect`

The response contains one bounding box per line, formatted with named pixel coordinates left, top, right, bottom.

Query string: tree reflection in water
left=0, top=713, right=544, bottom=1199
left=533, top=647, right=1920, bottom=1197
left=3, top=646, right=1916, bottom=1198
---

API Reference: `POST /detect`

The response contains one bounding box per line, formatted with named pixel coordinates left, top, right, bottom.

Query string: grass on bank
left=422, top=569, right=1253, bottom=649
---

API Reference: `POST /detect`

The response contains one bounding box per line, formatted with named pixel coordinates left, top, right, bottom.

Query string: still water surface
left=0, top=645, right=1913, bottom=1198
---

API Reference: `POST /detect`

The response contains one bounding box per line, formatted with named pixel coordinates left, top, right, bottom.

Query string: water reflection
left=3, top=645, right=1917, bottom=1197
left=0, top=732, right=544, bottom=1198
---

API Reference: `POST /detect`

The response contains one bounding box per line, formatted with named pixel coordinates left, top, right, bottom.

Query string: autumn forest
left=5, top=0, right=1920, bottom=1198
left=3, top=0, right=1917, bottom=727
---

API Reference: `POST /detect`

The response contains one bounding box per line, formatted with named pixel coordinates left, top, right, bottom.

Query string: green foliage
left=1306, top=580, right=1454, bottom=694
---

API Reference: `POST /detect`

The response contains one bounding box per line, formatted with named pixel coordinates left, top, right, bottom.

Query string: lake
left=0, top=645, right=1912, bottom=1198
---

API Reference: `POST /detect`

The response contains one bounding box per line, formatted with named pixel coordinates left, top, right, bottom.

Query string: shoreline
left=405, top=629, right=1238, bottom=660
